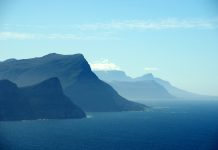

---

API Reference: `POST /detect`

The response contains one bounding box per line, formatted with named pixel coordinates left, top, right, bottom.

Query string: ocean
left=0, top=100, right=218, bottom=150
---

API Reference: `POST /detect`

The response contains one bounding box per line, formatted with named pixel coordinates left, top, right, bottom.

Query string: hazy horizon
left=0, top=0, right=218, bottom=96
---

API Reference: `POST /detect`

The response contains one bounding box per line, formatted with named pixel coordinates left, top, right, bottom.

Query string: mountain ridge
left=0, top=53, right=147, bottom=112
left=94, top=70, right=217, bottom=100
left=0, top=77, right=86, bottom=121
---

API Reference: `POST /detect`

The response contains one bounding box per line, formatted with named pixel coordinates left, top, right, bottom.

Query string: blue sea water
left=0, top=100, right=218, bottom=150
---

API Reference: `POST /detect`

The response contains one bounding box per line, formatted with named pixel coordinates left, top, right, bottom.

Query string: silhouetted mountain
left=0, top=78, right=86, bottom=121
left=95, top=70, right=217, bottom=100
left=152, top=78, right=218, bottom=99
left=0, top=54, right=146, bottom=112
left=95, top=70, right=132, bottom=82
left=95, top=71, right=155, bottom=82
left=133, top=74, right=216, bottom=99
left=94, top=70, right=174, bottom=100
left=134, top=73, right=154, bottom=81
left=110, top=80, right=174, bottom=100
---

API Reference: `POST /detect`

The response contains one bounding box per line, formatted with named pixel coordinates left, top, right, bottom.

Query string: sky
left=0, top=0, right=218, bottom=96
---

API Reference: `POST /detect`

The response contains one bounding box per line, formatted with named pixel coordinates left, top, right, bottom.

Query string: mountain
left=0, top=53, right=146, bottom=112
left=95, top=70, right=217, bottom=100
left=94, top=70, right=132, bottom=82
left=94, top=71, right=174, bottom=100
left=0, top=78, right=86, bottom=121
left=134, top=73, right=155, bottom=81
left=95, top=71, right=156, bottom=82
left=134, top=74, right=217, bottom=99
left=110, top=80, right=174, bottom=101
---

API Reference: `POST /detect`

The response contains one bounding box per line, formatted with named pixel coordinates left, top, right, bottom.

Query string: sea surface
left=0, top=100, right=218, bottom=150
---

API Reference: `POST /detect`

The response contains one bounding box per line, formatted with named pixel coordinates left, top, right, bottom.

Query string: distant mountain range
left=110, top=80, right=174, bottom=100
left=95, top=70, right=217, bottom=100
left=0, top=78, right=86, bottom=121
left=0, top=53, right=146, bottom=112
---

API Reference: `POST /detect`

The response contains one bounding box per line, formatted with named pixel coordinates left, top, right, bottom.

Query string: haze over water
left=0, top=1, right=218, bottom=150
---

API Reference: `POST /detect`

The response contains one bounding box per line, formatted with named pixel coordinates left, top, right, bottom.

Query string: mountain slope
left=135, top=74, right=217, bottom=99
left=95, top=70, right=217, bottom=100
left=94, top=70, right=132, bottom=82
left=0, top=53, right=146, bottom=112
left=94, top=70, right=174, bottom=100
left=0, top=78, right=86, bottom=121
left=110, top=80, right=174, bottom=100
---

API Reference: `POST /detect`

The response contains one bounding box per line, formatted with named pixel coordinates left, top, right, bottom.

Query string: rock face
left=0, top=78, right=86, bottom=121
left=0, top=53, right=146, bottom=112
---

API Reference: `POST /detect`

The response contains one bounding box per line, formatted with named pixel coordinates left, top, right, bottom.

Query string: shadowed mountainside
left=0, top=53, right=146, bottom=112
left=0, top=78, right=86, bottom=121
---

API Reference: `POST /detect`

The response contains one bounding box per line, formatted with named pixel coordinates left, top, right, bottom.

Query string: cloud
left=90, top=59, right=121, bottom=71
left=0, top=32, right=92, bottom=40
left=0, top=32, right=118, bottom=40
left=144, top=67, right=159, bottom=72
left=78, top=18, right=218, bottom=30
left=3, top=18, right=218, bottom=32
left=0, top=32, right=36, bottom=40
left=1, top=18, right=218, bottom=40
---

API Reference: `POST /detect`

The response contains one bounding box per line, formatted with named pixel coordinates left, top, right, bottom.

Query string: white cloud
left=0, top=32, right=88, bottom=40
left=144, top=67, right=159, bottom=72
left=78, top=18, right=218, bottom=30
left=1, top=18, right=218, bottom=40
left=0, top=32, right=36, bottom=40
left=90, top=59, right=121, bottom=71
left=0, top=32, right=117, bottom=40
left=2, top=18, right=218, bottom=32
